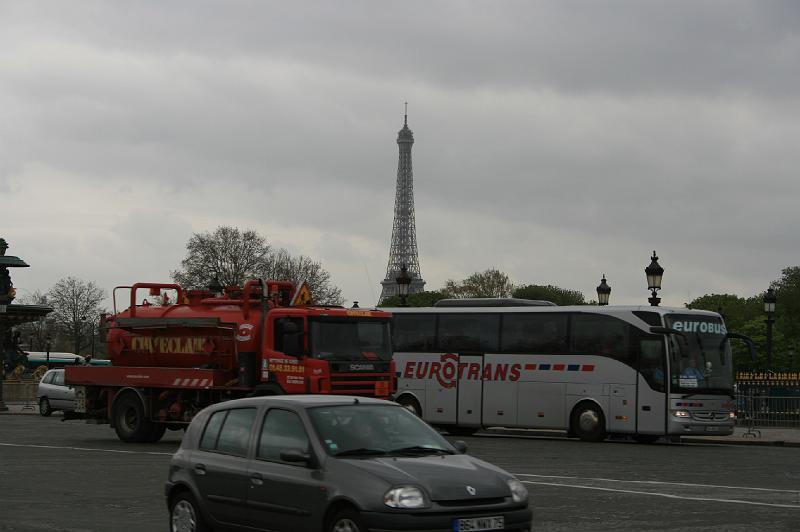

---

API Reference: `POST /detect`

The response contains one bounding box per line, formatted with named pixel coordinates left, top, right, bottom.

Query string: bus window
left=393, top=314, right=436, bottom=352
left=571, top=313, right=630, bottom=361
left=437, top=314, right=499, bottom=353
left=638, top=337, right=666, bottom=392
left=501, top=313, right=568, bottom=354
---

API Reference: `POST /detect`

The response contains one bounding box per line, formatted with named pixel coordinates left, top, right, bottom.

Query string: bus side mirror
left=725, top=332, right=757, bottom=362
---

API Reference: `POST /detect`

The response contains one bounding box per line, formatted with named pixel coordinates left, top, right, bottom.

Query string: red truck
left=65, top=280, right=395, bottom=443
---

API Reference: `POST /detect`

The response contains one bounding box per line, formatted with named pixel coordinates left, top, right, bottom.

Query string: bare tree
left=171, top=226, right=344, bottom=305
left=14, top=291, right=56, bottom=351
left=47, top=277, right=107, bottom=355
left=171, top=227, right=272, bottom=288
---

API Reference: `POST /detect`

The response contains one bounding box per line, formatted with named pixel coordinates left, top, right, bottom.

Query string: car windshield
left=665, top=314, right=733, bottom=395
left=308, top=404, right=454, bottom=457
left=310, top=319, right=391, bottom=361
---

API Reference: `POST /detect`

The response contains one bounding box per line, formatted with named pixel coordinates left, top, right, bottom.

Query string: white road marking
left=514, top=473, right=800, bottom=494
left=520, top=480, right=800, bottom=509
left=0, top=442, right=173, bottom=456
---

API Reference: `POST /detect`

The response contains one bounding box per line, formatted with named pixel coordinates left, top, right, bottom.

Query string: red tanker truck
left=65, top=280, right=395, bottom=443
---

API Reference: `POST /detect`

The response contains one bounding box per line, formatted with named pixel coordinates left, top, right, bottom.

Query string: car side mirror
left=452, top=440, right=468, bottom=454
left=280, top=449, right=312, bottom=464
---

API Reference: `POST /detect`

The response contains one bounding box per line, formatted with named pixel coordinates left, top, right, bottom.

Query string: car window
left=216, top=408, right=257, bottom=456
left=257, top=409, right=309, bottom=463
left=199, top=410, right=227, bottom=451
left=41, top=372, right=54, bottom=384
left=54, top=371, right=65, bottom=386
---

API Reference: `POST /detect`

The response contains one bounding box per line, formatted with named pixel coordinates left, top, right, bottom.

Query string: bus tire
left=113, top=393, right=153, bottom=443
left=446, top=426, right=479, bottom=437
left=634, top=434, right=660, bottom=444
left=396, top=395, right=422, bottom=417
left=571, top=402, right=607, bottom=442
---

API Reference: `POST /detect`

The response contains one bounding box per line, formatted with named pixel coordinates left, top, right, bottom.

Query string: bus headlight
left=384, top=486, right=429, bottom=509
left=729, top=411, right=736, bottom=419
left=507, top=479, right=528, bottom=503
left=672, top=410, right=691, bottom=418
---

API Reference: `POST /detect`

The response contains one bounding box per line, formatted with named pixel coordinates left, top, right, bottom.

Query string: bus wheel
left=634, top=434, right=660, bottom=444
left=113, top=393, right=153, bottom=443
left=571, top=402, right=607, bottom=442
left=446, top=426, right=479, bottom=437
left=397, top=395, right=421, bottom=417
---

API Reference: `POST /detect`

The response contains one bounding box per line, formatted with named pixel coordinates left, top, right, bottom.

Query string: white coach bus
left=387, top=299, right=753, bottom=442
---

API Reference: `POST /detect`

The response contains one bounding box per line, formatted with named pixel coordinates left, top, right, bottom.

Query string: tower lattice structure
left=379, top=110, right=426, bottom=303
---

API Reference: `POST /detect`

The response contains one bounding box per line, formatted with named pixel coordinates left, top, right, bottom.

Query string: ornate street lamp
left=596, top=275, right=611, bottom=306
left=764, top=287, right=776, bottom=371
left=645, top=251, right=664, bottom=307
left=396, top=264, right=412, bottom=307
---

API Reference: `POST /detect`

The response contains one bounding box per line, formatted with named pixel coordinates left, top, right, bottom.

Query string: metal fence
left=735, top=371, right=800, bottom=430
left=2, top=381, right=37, bottom=403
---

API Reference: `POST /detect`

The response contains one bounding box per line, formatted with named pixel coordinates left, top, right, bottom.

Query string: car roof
left=207, top=395, right=394, bottom=411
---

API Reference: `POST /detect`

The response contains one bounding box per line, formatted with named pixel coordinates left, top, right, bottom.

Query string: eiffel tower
left=379, top=106, right=426, bottom=303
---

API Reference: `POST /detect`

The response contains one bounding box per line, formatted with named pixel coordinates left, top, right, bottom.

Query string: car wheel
left=113, top=393, right=154, bottom=443
left=571, top=402, right=607, bottom=442
left=170, top=491, right=209, bottom=532
left=39, top=397, right=52, bottom=417
left=328, top=508, right=366, bottom=532
left=397, top=395, right=421, bottom=417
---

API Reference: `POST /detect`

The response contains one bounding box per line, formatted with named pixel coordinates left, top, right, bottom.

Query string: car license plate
left=454, top=516, right=504, bottom=531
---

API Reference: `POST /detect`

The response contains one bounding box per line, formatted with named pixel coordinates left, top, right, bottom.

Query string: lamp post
left=645, top=251, right=664, bottom=306
left=763, top=287, right=776, bottom=371
left=596, top=275, right=611, bottom=306
left=396, top=264, right=412, bottom=307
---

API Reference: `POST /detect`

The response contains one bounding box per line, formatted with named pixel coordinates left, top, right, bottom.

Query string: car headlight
left=507, top=478, right=528, bottom=503
left=672, top=409, right=691, bottom=418
left=383, top=486, right=429, bottom=509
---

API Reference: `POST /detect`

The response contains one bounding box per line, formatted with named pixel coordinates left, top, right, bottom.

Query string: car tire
left=571, top=402, right=607, bottom=442
left=169, top=491, right=210, bottom=532
left=397, top=395, right=422, bottom=417
left=113, top=393, right=154, bottom=443
left=39, top=397, right=52, bottom=417
left=328, top=508, right=366, bottom=532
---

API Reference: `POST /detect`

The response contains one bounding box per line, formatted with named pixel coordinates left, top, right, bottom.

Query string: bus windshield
left=665, top=314, right=733, bottom=395
left=310, top=319, right=391, bottom=362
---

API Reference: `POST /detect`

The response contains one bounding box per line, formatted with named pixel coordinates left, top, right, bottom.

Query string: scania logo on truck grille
left=349, top=363, right=375, bottom=371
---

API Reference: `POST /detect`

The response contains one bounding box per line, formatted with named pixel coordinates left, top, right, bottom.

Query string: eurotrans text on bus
left=386, top=300, right=753, bottom=442
left=64, top=280, right=395, bottom=443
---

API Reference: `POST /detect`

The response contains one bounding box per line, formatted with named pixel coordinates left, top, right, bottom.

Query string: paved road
left=1, top=415, right=799, bottom=531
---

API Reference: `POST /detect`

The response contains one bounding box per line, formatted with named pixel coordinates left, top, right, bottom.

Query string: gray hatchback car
left=165, top=395, right=532, bottom=532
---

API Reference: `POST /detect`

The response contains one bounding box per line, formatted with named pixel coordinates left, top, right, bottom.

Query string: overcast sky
left=2, top=1, right=799, bottom=310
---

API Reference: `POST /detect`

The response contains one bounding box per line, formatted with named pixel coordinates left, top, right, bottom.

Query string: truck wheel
left=146, top=422, right=167, bottom=443
left=39, top=397, right=52, bottom=417
left=170, top=491, right=209, bottom=532
left=571, top=402, right=607, bottom=442
left=113, top=393, right=153, bottom=443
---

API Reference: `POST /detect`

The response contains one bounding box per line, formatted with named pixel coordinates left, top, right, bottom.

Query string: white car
left=37, top=369, right=76, bottom=416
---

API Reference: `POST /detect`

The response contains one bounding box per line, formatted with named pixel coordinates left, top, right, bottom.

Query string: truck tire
left=113, top=393, right=154, bottom=443
left=146, top=422, right=167, bottom=443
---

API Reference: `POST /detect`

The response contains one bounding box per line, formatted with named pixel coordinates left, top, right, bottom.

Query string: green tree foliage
left=686, top=293, right=761, bottom=333
left=171, top=226, right=343, bottom=305
left=512, top=284, right=586, bottom=306
left=773, top=266, right=800, bottom=343
left=378, top=290, right=447, bottom=308
left=442, top=269, right=514, bottom=298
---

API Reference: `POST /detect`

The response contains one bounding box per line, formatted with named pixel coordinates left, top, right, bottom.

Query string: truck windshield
left=665, top=314, right=733, bottom=395
left=310, top=319, right=391, bottom=361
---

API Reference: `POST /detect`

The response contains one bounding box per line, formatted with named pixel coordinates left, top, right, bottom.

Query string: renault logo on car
left=466, top=485, right=477, bottom=496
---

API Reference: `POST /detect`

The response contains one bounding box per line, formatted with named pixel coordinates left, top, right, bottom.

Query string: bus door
left=457, top=355, right=483, bottom=426
left=636, top=336, right=668, bottom=434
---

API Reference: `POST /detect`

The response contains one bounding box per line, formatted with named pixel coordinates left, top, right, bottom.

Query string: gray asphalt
left=1, top=415, right=799, bottom=531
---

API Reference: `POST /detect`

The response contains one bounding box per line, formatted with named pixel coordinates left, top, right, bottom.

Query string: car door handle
left=251, top=473, right=264, bottom=486
left=194, top=464, right=206, bottom=476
